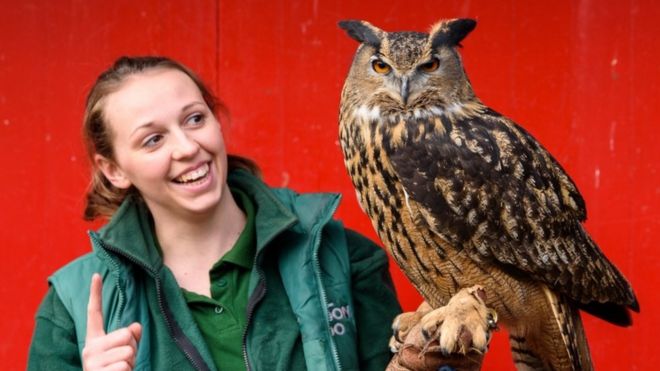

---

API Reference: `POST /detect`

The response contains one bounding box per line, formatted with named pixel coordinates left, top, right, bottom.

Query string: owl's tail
left=507, top=286, right=592, bottom=371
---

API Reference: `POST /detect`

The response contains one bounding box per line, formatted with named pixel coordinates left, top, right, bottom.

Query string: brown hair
left=83, top=56, right=259, bottom=220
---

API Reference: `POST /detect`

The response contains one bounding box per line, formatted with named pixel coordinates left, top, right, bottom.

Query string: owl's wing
left=384, top=109, right=637, bottom=312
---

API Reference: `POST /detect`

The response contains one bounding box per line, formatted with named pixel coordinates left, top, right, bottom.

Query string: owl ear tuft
left=430, top=18, right=477, bottom=48
left=338, top=20, right=383, bottom=48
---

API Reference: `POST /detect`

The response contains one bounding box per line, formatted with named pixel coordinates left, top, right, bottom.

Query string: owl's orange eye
left=372, top=59, right=391, bottom=74
left=420, top=58, right=440, bottom=73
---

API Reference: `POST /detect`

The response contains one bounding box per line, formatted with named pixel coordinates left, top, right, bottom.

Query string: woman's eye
left=186, top=113, right=205, bottom=126
left=371, top=59, right=391, bottom=74
left=143, top=134, right=163, bottom=148
left=419, top=58, right=440, bottom=73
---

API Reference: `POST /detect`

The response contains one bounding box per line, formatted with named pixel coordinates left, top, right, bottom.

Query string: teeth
left=176, top=163, right=209, bottom=183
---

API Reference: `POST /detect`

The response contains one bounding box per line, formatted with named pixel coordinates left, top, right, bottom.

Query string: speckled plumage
left=338, top=19, right=638, bottom=371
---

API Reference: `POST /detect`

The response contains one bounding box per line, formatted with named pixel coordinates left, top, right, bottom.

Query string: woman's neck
left=151, top=184, right=246, bottom=296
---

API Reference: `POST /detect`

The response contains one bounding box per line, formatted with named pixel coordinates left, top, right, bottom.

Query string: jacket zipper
left=154, top=276, right=209, bottom=371
left=310, top=200, right=343, bottom=370
left=241, top=269, right=266, bottom=371
left=91, top=233, right=210, bottom=371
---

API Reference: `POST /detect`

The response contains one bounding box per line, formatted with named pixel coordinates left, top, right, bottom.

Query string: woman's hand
left=82, top=274, right=142, bottom=371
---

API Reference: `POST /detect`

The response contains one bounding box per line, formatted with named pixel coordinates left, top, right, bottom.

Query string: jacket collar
left=90, top=169, right=339, bottom=274
left=227, top=170, right=298, bottom=253
left=90, top=194, right=162, bottom=275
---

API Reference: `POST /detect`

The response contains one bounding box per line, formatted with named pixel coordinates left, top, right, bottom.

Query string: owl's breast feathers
left=340, top=102, right=638, bottom=324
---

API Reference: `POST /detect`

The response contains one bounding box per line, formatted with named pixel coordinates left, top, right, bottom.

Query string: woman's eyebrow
left=180, top=101, right=206, bottom=111
left=130, top=121, right=155, bottom=139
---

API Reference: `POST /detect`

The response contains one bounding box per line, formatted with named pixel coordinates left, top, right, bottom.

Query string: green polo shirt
left=181, top=188, right=255, bottom=371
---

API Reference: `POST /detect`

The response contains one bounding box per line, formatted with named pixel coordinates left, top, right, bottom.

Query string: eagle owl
left=338, top=18, right=638, bottom=370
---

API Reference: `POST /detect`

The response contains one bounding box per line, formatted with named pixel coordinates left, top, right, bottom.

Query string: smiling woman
left=95, top=68, right=231, bottom=221
left=26, top=56, right=402, bottom=371
left=81, top=57, right=247, bottom=222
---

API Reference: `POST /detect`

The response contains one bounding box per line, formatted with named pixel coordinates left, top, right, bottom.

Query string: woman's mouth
left=173, top=162, right=210, bottom=185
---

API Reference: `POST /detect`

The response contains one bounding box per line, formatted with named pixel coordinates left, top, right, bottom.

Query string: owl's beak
left=400, top=77, right=410, bottom=105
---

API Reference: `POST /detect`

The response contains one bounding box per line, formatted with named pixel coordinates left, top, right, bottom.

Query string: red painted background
left=1, top=1, right=658, bottom=369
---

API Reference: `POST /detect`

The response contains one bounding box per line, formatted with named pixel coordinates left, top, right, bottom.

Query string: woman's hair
left=83, top=56, right=259, bottom=221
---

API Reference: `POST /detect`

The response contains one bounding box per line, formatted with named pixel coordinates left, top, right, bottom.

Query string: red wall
left=1, top=1, right=658, bottom=369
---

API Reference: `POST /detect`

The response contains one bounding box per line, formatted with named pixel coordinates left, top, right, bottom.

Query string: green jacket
left=28, top=170, right=401, bottom=370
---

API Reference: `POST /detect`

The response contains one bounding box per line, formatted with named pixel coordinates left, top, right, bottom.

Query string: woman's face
left=97, top=68, right=228, bottom=218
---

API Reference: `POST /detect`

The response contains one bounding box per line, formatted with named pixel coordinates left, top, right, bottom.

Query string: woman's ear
left=94, top=154, right=131, bottom=189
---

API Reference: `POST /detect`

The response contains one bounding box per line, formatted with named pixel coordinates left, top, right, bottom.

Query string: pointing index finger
left=86, top=273, right=105, bottom=340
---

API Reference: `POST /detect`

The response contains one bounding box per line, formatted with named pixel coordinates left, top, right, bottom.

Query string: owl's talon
left=421, top=326, right=434, bottom=342
left=394, top=332, right=403, bottom=343
left=474, top=287, right=487, bottom=302
left=389, top=337, right=400, bottom=353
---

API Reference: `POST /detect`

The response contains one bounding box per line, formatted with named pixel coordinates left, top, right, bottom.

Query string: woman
left=27, top=56, right=402, bottom=370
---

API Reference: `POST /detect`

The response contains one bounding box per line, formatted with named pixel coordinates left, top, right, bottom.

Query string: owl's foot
left=389, top=301, right=433, bottom=353
left=386, top=286, right=497, bottom=371
left=419, top=285, right=498, bottom=356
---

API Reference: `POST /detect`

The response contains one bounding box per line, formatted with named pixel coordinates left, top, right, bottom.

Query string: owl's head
left=339, top=18, right=478, bottom=115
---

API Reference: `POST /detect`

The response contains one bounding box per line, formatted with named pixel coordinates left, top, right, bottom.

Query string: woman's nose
left=171, top=131, right=200, bottom=160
